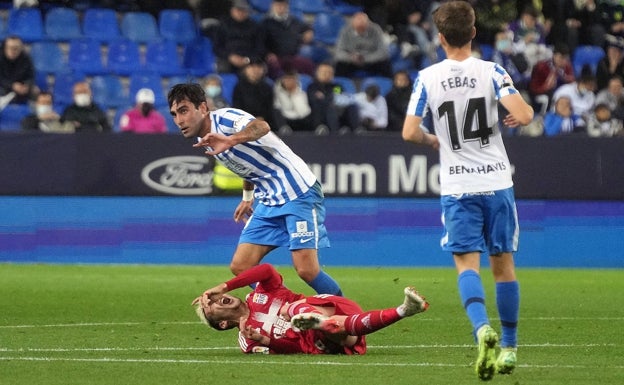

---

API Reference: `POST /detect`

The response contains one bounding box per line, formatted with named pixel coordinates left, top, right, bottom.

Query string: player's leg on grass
left=454, top=252, right=498, bottom=381
left=292, top=286, right=429, bottom=335
left=291, top=248, right=342, bottom=296
left=491, top=252, right=519, bottom=374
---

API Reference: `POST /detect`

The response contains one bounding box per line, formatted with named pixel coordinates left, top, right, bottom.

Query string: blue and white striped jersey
left=204, top=108, right=317, bottom=206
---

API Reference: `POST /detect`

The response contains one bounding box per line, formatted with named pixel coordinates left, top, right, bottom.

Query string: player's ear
left=471, top=26, right=476, bottom=39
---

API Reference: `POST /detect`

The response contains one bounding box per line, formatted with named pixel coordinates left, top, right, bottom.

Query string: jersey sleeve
left=492, top=63, right=520, bottom=100
left=406, top=73, right=429, bottom=118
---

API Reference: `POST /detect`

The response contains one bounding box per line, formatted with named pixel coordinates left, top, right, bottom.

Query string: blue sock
left=308, top=270, right=343, bottom=296
left=496, top=281, right=519, bottom=348
left=458, top=270, right=489, bottom=339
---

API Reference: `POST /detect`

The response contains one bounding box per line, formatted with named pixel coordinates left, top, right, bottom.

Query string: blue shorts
left=440, top=187, right=519, bottom=255
left=239, top=182, right=330, bottom=250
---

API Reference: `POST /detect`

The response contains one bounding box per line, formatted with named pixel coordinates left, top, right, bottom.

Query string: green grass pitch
left=1, top=263, right=622, bottom=384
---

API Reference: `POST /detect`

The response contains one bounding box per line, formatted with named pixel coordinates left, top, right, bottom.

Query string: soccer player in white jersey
left=167, top=83, right=342, bottom=296
left=401, top=1, right=534, bottom=381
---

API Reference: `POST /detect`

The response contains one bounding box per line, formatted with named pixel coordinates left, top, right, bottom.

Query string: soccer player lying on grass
left=192, top=264, right=429, bottom=354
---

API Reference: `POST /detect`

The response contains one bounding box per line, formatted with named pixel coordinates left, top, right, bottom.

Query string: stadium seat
left=313, top=12, right=344, bottom=46
left=248, top=0, right=272, bottom=13
left=45, top=7, right=82, bottom=42
left=298, top=43, right=331, bottom=64
left=107, top=38, right=143, bottom=76
left=68, top=38, right=105, bottom=75
left=29, top=41, right=66, bottom=75
left=90, top=74, right=129, bottom=109
left=7, top=7, right=44, bottom=42
left=0, top=14, right=6, bottom=41
left=325, top=0, right=363, bottom=15
left=0, top=103, right=31, bottom=131
left=290, top=0, right=328, bottom=14
left=51, top=70, right=86, bottom=109
left=220, top=73, right=239, bottom=105
left=361, top=76, right=393, bottom=96
left=158, top=9, right=198, bottom=44
left=82, top=8, right=121, bottom=43
left=121, top=12, right=160, bottom=44
left=128, top=71, right=167, bottom=107
left=182, top=36, right=216, bottom=77
left=573, top=45, right=605, bottom=77
left=298, top=73, right=313, bottom=91
left=333, top=76, right=357, bottom=94
left=145, top=40, right=186, bottom=77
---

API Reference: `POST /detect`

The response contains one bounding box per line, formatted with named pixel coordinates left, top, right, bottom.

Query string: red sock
left=285, top=302, right=322, bottom=318
left=343, top=309, right=402, bottom=336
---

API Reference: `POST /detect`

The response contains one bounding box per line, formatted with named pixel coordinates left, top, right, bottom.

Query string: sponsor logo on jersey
left=252, top=293, right=269, bottom=305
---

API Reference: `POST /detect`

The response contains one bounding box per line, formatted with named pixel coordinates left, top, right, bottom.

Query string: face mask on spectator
left=205, top=85, right=221, bottom=98
left=74, top=93, right=91, bottom=107
left=36, top=105, right=52, bottom=117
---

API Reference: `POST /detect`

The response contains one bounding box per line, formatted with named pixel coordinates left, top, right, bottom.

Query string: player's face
left=203, top=294, right=243, bottom=323
left=170, top=98, right=206, bottom=138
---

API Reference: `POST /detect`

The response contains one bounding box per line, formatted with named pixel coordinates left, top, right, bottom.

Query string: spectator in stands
left=202, top=74, right=230, bottom=110
left=528, top=43, right=575, bottom=115
left=273, top=70, right=312, bottom=135
left=543, top=95, right=585, bottom=136
left=597, top=0, right=624, bottom=41
left=61, top=81, right=112, bottom=132
left=119, top=88, right=167, bottom=134
left=552, top=67, right=597, bottom=122
left=474, top=0, right=517, bottom=46
left=354, top=83, right=387, bottom=133
left=508, top=5, right=550, bottom=71
left=586, top=102, right=623, bottom=137
left=596, top=36, right=624, bottom=91
left=213, top=0, right=265, bottom=73
left=306, top=62, right=360, bottom=135
left=334, top=12, right=393, bottom=78
left=21, top=91, right=74, bottom=132
left=262, top=0, right=315, bottom=80
left=196, top=0, right=232, bottom=41
left=385, top=70, right=412, bottom=132
left=232, top=58, right=276, bottom=129
left=492, top=29, right=530, bottom=92
left=0, top=36, right=34, bottom=105
left=595, top=75, right=624, bottom=121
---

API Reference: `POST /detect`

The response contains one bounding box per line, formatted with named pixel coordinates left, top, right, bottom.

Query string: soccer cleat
left=291, top=313, right=341, bottom=333
left=495, top=347, right=517, bottom=375
left=401, top=286, right=430, bottom=316
left=475, top=325, right=499, bottom=381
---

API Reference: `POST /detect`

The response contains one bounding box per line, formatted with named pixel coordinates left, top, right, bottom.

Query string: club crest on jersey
left=252, top=293, right=269, bottom=305
left=233, top=116, right=247, bottom=131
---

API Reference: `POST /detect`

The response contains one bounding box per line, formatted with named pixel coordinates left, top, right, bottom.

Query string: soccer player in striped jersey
left=168, top=83, right=342, bottom=296
left=401, top=1, right=534, bottom=381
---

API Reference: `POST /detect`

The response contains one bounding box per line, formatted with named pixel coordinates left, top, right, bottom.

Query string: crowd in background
left=1, top=0, right=623, bottom=137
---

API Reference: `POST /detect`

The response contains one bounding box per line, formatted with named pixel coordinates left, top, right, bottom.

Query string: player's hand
left=233, top=200, right=253, bottom=223
left=191, top=283, right=228, bottom=306
left=240, top=317, right=267, bottom=343
left=193, top=133, right=232, bottom=155
left=503, top=113, right=523, bottom=128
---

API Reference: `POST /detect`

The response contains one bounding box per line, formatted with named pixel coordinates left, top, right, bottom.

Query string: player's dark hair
left=167, top=83, right=206, bottom=109
left=433, top=1, right=475, bottom=48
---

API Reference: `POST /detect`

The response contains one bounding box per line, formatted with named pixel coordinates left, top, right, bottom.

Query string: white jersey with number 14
left=407, top=57, right=519, bottom=195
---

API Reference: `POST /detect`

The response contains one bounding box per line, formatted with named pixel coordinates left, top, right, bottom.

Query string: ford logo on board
left=141, top=156, right=213, bottom=195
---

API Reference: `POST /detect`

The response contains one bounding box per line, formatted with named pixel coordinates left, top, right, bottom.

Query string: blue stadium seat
left=107, top=38, right=143, bottom=76
left=68, top=38, right=105, bottom=75
left=220, top=73, right=239, bottom=105
left=182, top=36, right=216, bottom=77
left=128, top=71, right=167, bottom=107
left=249, top=0, right=272, bottom=13
left=30, top=41, right=66, bottom=74
left=7, top=8, right=44, bottom=42
left=158, top=105, right=178, bottom=133
left=361, top=76, right=393, bottom=96
left=333, top=76, right=357, bottom=94
left=325, top=0, right=363, bottom=15
left=121, top=12, right=160, bottom=44
left=298, top=43, right=331, bottom=64
left=573, top=45, right=605, bottom=77
left=82, top=8, right=121, bottom=43
left=290, top=0, right=328, bottom=14
left=0, top=103, right=31, bottom=131
left=145, top=40, right=186, bottom=77
left=52, top=70, right=86, bottom=109
left=90, top=74, right=129, bottom=109
left=45, top=7, right=82, bottom=41
left=298, top=73, right=313, bottom=91
left=313, top=12, right=344, bottom=46
left=158, top=9, right=197, bottom=44
left=0, top=14, right=6, bottom=41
